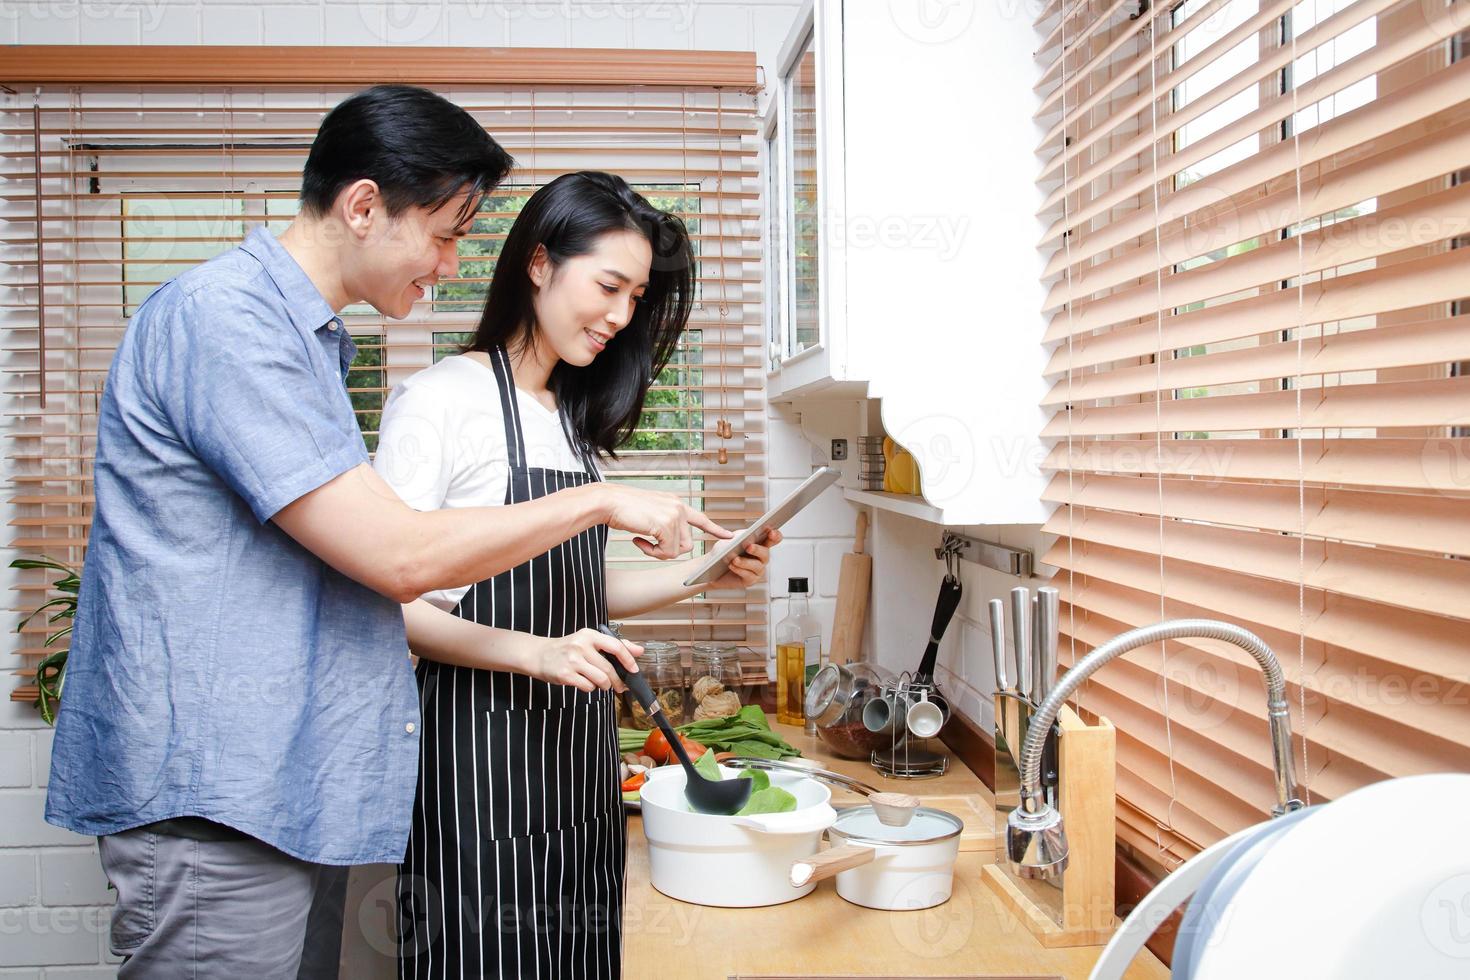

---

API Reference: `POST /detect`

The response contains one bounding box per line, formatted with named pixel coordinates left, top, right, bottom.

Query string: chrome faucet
left=1006, top=619, right=1306, bottom=880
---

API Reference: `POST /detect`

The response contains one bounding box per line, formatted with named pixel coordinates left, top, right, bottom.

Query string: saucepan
left=638, top=763, right=836, bottom=908
left=788, top=804, right=963, bottom=911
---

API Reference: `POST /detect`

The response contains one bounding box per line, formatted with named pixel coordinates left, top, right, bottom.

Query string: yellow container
left=881, top=437, right=921, bottom=495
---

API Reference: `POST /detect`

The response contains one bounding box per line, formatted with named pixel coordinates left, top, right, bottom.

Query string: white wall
left=0, top=3, right=800, bottom=977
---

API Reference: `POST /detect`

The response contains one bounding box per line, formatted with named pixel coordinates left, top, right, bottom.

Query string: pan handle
left=722, top=757, right=883, bottom=798
left=789, top=843, right=876, bottom=887
left=914, top=575, right=964, bottom=682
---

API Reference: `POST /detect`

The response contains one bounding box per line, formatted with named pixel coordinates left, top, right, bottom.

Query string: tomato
left=620, top=771, right=647, bottom=794
left=642, top=728, right=670, bottom=763
left=642, top=729, right=707, bottom=765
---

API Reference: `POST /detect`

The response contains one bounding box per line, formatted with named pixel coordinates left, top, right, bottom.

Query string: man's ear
left=338, top=179, right=382, bottom=239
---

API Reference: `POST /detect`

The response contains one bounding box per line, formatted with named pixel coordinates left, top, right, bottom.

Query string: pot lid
left=829, top=805, right=962, bottom=846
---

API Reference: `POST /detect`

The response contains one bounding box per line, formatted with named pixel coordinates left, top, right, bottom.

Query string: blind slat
left=1043, top=437, right=1470, bottom=493
left=1042, top=314, right=1470, bottom=406
left=1041, top=472, right=1470, bottom=554
left=1045, top=246, right=1470, bottom=373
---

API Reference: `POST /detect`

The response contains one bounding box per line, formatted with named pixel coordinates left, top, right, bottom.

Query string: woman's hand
left=519, top=628, right=643, bottom=694
left=708, top=528, right=783, bottom=590
left=597, top=484, right=733, bottom=559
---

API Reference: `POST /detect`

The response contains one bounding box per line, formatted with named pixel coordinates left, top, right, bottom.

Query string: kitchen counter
left=622, top=721, right=1168, bottom=980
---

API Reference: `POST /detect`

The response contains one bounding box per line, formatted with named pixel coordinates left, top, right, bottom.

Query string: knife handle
left=1010, top=587, right=1031, bottom=702
left=988, top=598, right=1008, bottom=693
left=1037, top=587, right=1060, bottom=703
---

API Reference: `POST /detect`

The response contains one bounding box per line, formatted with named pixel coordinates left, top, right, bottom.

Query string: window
left=4, top=68, right=767, bottom=706
left=784, top=27, right=820, bottom=356
left=1037, top=0, right=1470, bottom=865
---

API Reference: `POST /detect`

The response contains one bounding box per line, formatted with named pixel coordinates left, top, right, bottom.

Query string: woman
left=373, top=171, right=780, bottom=979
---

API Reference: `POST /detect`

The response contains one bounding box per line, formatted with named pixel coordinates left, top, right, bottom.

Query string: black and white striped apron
left=398, top=344, right=626, bottom=980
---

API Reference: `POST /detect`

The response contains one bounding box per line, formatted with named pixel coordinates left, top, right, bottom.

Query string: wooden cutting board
left=828, top=510, right=871, bottom=665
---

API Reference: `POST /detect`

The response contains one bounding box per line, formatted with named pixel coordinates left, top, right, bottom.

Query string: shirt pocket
left=481, top=695, right=618, bottom=842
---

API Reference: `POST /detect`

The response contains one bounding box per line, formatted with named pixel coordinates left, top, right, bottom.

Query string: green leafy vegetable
left=736, top=786, right=798, bottom=816
left=617, top=706, right=800, bottom=766
left=738, top=769, right=771, bottom=793
left=693, top=748, right=722, bottom=783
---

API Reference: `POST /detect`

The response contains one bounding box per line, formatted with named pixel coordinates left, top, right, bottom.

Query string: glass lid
left=829, top=805, right=962, bottom=845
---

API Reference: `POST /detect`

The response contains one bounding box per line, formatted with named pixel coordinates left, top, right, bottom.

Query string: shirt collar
left=239, top=226, right=341, bottom=336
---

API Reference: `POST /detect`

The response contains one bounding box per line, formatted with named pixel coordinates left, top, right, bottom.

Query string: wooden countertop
left=622, top=722, right=1169, bottom=980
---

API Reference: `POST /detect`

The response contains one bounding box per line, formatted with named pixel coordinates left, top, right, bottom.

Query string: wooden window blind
left=1036, top=0, right=1470, bottom=867
left=2, top=48, right=765, bottom=705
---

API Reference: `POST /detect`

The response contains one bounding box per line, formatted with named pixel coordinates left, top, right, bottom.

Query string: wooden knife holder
left=982, top=702, right=1118, bottom=947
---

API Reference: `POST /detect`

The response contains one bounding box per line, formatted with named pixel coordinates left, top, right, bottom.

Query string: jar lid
left=639, top=640, right=682, bottom=661
left=828, top=805, right=962, bottom=846
left=804, top=663, right=844, bottom=724
left=692, top=643, right=739, bottom=660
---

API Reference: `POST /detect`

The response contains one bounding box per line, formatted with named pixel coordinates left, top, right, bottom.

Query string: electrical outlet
left=830, top=438, right=849, bottom=461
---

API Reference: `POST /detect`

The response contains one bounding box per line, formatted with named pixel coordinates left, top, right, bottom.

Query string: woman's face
left=529, top=229, right=652, bottom=368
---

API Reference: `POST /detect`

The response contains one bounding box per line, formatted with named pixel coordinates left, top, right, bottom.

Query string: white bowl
left=638, top=764, right=836, bottom=907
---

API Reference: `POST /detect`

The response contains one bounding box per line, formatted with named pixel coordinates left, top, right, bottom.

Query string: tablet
left=682, top=467, right=842, bottom=588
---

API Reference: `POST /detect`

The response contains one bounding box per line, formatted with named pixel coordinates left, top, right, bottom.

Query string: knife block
left=982, top=702, right=1117, bottom=947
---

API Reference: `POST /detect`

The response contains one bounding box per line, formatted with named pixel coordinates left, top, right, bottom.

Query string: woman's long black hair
left=464, top=171, right=695, bottom=459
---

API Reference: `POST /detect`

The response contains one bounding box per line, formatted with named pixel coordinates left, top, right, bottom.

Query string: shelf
left=843, top=487, right=946, bottom=524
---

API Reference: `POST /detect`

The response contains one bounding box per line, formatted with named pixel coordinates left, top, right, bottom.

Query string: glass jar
left=689, top=643, right=744, bottom=721
left=621, top=641, right=687, bottom=729
left=804, top=661, right=895, bottom=759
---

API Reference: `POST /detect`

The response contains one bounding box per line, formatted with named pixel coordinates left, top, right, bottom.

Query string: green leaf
left=725, top=738, right=786, bottom=759
left=737, top=769, right=770, bottom=793
left=9, top=557, right=76, bottom=576
left=736, top=704, right=770, bottom=730
left=693, top=748, right=722, bottom=783
left=735, top=786, right=798, bottom=816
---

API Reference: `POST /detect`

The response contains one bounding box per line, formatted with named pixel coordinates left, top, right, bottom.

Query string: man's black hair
left=300, top=85, right=513, bottom=227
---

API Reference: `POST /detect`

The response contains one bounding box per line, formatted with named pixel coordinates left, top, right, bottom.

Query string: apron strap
left=487, top=344, right=527, bottom=470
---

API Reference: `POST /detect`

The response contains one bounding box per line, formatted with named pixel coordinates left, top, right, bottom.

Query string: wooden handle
left=790, top=843, right=876, bottom=887
left=854, top=510, right=868, bottom=556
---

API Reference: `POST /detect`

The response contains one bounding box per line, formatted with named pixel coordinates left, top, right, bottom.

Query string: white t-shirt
left=372, top=353, right=597, bottom=612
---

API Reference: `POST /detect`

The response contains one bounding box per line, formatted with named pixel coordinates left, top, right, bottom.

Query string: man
left=45, top=85, right=726, bottom=978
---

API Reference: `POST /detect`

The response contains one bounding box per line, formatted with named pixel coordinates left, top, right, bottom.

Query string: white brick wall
left=2, top=3, right=802, bottom=975
left=0, top=699, right=112, bottom=975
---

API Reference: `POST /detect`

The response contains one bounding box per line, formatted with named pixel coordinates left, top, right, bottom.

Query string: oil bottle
left=775, top=577, right=823, bottom=730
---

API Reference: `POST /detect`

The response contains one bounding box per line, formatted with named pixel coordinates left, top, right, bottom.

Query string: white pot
left=638, top=764, right=836, bottom=907
left=790, top=806, right=963, bottom=911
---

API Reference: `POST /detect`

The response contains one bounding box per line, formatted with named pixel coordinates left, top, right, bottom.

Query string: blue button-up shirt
left=46, top=228, right=419, bottom=865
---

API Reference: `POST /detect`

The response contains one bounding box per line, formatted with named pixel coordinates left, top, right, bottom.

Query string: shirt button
left=405, top=722, right=416, bottom=734
left=328, top=321, right=339, bottom=332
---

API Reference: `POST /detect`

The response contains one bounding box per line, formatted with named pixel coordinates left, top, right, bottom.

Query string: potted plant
left=11, top=556, right=79, bottom=725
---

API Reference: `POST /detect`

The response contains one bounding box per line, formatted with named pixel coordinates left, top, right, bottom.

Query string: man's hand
left=600, top=484, right=733, bottom=559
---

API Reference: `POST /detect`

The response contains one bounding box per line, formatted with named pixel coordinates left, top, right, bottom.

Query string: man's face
left=349, top=190, right=474, bottom=319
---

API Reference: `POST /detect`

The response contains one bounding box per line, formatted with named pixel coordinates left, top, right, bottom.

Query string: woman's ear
left=527, top=244, right=550, bottom=290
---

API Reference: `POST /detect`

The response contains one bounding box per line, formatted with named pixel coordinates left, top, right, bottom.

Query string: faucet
left=1006, top=618, right=1306, bottom=880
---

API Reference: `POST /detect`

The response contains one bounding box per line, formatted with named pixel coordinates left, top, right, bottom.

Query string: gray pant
left=98, top=825, right=350, bottom=979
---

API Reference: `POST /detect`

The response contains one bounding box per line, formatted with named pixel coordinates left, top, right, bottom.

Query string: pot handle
left=729, top=802, right=836, bottom=836
left=789, top=843, right=876, bottom=887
